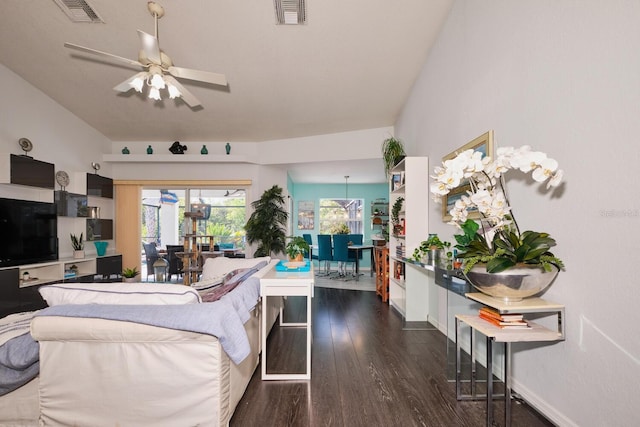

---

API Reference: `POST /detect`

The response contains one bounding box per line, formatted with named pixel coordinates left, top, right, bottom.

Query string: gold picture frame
left=442, top=130, right=494, bottom=221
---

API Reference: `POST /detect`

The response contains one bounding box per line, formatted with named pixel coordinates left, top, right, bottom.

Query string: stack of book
left=478, top=307, right=529, bottom=329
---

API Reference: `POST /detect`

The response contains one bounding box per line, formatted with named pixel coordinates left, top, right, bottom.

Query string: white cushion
left=200, top=256, right=271, bottom=281
left=39, top=282, right=202, bottom=306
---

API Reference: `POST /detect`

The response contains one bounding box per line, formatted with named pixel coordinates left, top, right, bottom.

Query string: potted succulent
left=382, top=136, right=406, bottom=179
left=70, top=233, right=84, bottom=259
left=285, top=236, right=311, bottom=262
left=431, top=144, right=565, bottom=300
left=121, top=267, right=140, bottom=283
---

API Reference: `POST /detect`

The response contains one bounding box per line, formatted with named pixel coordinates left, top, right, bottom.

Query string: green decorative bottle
left=225, top=142, right=231, bottom=155
left=201, top=145, right=208, bottom=155
left=122, top=147, right=130, bottom=154
left=147, top=145, right=153, bottom=154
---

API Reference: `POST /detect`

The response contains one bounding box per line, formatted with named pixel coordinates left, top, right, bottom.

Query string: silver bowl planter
left=463, top=264, right=559, bottom=302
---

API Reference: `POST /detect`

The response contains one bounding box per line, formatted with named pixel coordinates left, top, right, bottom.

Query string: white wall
left=0, top=64, right=114, bottom=258
left=395, top=1, right=639, bottom=425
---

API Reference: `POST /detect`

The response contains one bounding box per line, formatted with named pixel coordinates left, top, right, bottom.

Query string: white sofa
left=28, top=257, right=280, bottom=427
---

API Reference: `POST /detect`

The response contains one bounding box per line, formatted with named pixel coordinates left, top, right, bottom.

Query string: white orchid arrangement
left=430, top=146, right=565, bottom=274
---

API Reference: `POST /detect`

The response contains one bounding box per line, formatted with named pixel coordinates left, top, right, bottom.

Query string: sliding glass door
left=141, top=187, right=247, bottom=250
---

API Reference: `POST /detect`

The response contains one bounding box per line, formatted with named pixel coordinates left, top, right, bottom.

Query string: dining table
left=311, top=243, right=374, bottom=281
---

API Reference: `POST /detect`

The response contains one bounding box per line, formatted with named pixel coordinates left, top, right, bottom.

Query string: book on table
left=479, top=306, right=524, bottom=322
left=478, top=312, right=529, bottom=328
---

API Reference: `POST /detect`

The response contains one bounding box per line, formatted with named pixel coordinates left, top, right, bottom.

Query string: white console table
left=456, top=293, right=565, bottom=426
left=259, top=262, right=314, bottom=380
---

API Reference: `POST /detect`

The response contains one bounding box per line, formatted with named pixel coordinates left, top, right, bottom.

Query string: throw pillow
left=39, top=282, right=202, bottom=306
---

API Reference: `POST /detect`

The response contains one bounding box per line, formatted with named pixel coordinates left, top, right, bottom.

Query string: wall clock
left=55, top=170, right=70, bottom=190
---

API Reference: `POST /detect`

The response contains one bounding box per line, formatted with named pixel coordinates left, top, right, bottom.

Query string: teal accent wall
left=289, top=182, right=388, bottom=270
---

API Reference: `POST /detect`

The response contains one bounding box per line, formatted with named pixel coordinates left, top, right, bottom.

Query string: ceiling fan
left=64, top=1, right=227, bottom=108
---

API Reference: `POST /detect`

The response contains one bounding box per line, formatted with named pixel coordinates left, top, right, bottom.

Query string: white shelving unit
left=388, top=156, right=430, bottom=322
left=17, top=257, right=97, bottom=287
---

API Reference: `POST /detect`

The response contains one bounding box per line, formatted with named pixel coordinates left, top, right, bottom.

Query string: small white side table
left=456, top=293, right=565, bottom=426
left=259, top=262, right=314, bottom=380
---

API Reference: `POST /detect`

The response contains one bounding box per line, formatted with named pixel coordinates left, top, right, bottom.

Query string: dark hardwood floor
left=231, top=286, right=554, bottom=427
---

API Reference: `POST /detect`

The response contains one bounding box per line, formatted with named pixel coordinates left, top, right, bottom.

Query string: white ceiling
left=0, top=0, right=452, bottom=182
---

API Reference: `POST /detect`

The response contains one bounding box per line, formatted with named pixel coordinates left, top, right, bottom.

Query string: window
left=319, top=198, right=363, bottom=234
left=141, top=188, right=246, bottom=250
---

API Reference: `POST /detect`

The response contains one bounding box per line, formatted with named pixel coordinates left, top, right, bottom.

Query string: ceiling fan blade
left=64, top=42, right=143, bottom=68
left=113, top=72, right=148, bottom=92
left=168, top=66, right=228, bottom=87
left=137, top=30, right=161, bottom=64
left=164, top=75, right=201, bottom=107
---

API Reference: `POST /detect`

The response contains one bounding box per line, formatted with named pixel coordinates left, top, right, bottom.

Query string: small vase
left=122, top=147, right=130, bottom=154
left=147, top=145, right=153, bottom=154
left=225, top=142, right=231, bottom=155
left=73, top=250, right=85, bottom=259
left=201, top=145, right=208, bottom=154
left=94, top=241, right=108, bottom=256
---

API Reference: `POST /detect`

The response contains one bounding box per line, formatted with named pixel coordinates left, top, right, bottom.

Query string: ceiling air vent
left=274, top=0, right=306, bottom=25
left=52, top=0, right=104, bottom=23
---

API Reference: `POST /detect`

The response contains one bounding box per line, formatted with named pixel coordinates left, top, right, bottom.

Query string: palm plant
left=244, top=185, right=288, bottom=257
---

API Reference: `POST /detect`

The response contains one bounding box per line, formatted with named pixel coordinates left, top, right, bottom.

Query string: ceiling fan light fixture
left=149, top=73, right=166, bottom=90
left=167, top=84, right=181, bottom=99
left=130, top=76, right=145, bottom=92
left=148, top=87, right=161, bottom=100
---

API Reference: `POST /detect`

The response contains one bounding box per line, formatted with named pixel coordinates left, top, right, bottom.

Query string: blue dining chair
left=332, top=234, right=354, bottom=280
left=347, top=234, right=363, bottom=277
left=317, top=234, right=333, bottom=276
left=302, top=234, right=317, bottom=264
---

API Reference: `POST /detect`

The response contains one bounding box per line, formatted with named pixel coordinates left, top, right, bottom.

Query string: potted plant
left=121, top=267, right=140, bottom=283
left=286, top=236, right=310, bottom=262
left=381, top=136, right=406, bottom=179
left=431, top=144, right=565, bottom=300
left=412, top=234, right=451, bottom=265
left=70, top=233, right=84, bottom=259
left=391, top=197, right=404, bottom=235
left=244, top=185, right=288, bottom=257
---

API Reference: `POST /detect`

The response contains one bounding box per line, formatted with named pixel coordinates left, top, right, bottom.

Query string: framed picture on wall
left=441, top=130, right=494, bottom=221
left=297, top=200, right=315, bottom=230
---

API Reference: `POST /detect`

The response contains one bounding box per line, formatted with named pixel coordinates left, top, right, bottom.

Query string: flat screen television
left=0, top=197, right=58, bottom=268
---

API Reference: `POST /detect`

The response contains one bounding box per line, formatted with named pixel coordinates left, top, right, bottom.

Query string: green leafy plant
left=390, top=196, right=404, bottom=236
left=70, top=233, right=84, bottom=251
left=244, top=185, right=288, bottom=257
left=391, top=197, right=404, bottom=227
left=381, top=137, right=406, bottom=179
left=412, top=234, right=451, bottom=262
left=121, top=266, right=139, bottom=278
left=454, top=219, right=564, bottom=274
left=285, top=236, right=310, bottom=259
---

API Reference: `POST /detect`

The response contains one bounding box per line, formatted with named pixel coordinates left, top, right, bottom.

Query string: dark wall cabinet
left=96, top=254, right=122, bottom=277
left=0, top=268, right=46, bottom=318
left=55, top=191, right=89, bottom=217
left=87, top=219, right=113, bottom=241
left=10, top=154, right=55, bottom=189
left=87, top=173, right=113, bottom=198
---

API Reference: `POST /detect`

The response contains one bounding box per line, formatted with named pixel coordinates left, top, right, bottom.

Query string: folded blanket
left=36, top=275, right=262, bottom=365
left=0, top=311, right=40, bottom=396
